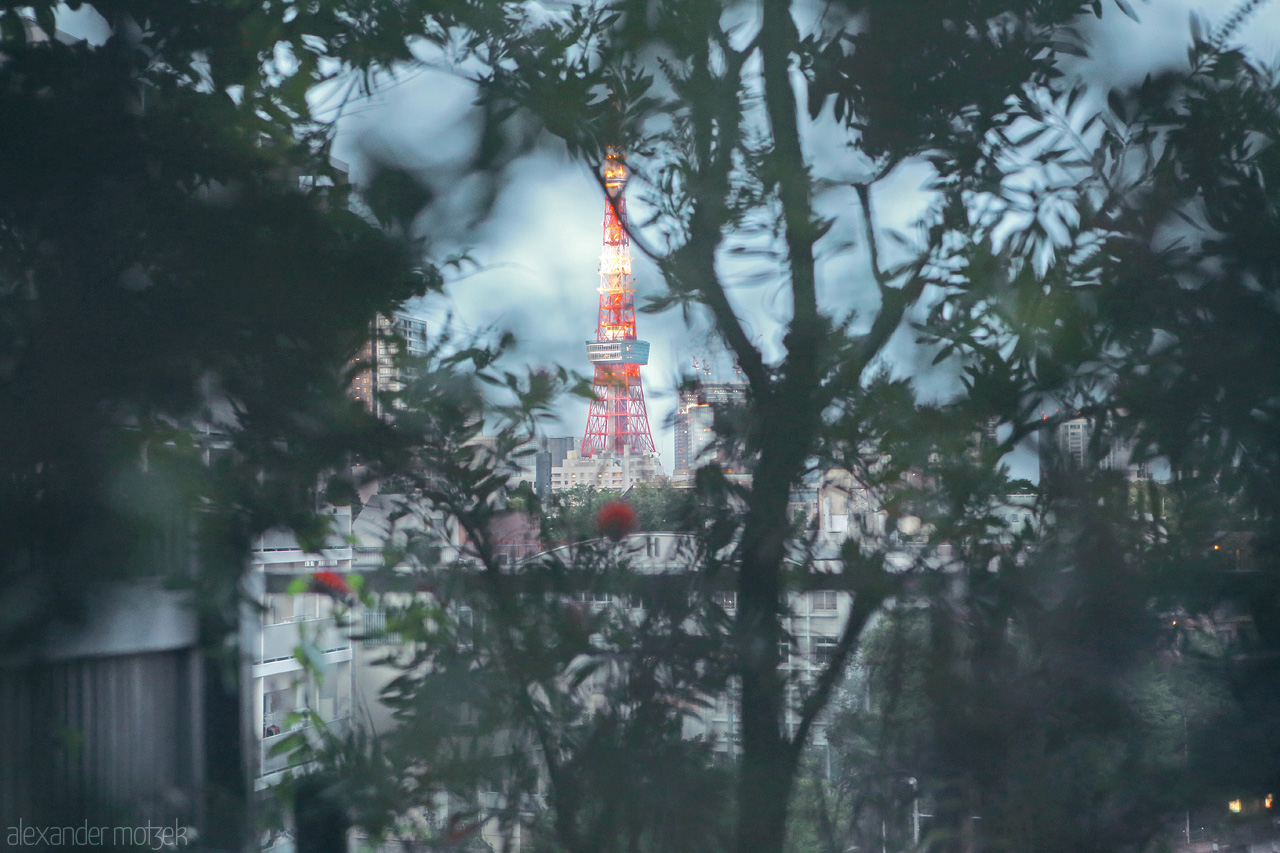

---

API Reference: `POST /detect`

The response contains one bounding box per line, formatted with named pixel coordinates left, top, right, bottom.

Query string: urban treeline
left=3, top=1, right=1280, bottom=852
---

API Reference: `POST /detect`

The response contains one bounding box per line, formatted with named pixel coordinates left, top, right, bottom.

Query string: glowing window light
left=1266, top=794, right=1273, bottom=809
left=1229, top=799, right=1242, bottom=813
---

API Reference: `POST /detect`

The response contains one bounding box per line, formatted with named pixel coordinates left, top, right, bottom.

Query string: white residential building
left=549, top=447, right=664, bottom=492
left=246, top=506, right=356, bottom=790
left=817, top=468, right=886, bottom=541
left=533, top=533, right=852, bottom=758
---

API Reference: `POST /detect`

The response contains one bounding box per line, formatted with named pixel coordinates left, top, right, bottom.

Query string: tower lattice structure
left=581, top=150, right=656, bottom=457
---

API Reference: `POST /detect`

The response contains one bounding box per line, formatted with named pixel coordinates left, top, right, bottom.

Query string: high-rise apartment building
left=350, top=312, right=428, bottom=416
left=1042, top=416, right=1151, bottom=481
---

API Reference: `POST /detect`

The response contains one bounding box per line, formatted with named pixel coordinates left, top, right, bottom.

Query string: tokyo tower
left=581, top=150, right=657, bottom=457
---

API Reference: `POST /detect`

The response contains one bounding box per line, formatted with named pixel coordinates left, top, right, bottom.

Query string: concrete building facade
left=0, top=581, right=207, bottom=838
left=247, top=507, right=356, bottom=791
left=534, top=533, right=853, bottom=759
left=1043, top=416, right=1152, bottom=481
left=549, top=447, right=664, bottom=492
left=535, top=436, right=579, bottom=496
left=672, top=382, right=748, bottom=483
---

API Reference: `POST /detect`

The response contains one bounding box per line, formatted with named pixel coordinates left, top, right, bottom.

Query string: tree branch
left=760, top=0, right=818, bottom=329
left=842, top=168, right=927, bottom=378
left=789, top=574, right=889, bottom=758
left=664, top=35, right=769, bottom=396
left=853, top=263, right=929, bottom=371
left=451, top=504, right=588, bottom=853
left=856, top=183, right=884, bottom=288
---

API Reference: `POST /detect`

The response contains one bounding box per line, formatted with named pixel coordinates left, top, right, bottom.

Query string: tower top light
left=603, top=148, right=628, bottom=198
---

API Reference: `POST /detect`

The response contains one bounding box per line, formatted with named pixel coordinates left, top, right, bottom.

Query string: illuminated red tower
left=581, top=150, right=657, bottom=457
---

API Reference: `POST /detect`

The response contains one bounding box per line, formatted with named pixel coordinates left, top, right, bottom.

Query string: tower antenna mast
left=581, top=149, right=656, bottom=457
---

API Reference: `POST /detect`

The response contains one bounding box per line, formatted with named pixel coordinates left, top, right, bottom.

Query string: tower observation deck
left=581, top=150, right=657, bottom=457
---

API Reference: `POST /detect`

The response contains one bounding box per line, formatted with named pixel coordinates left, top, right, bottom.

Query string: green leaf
left=34, top=3, right=56, bottom=40
left=1112, top=0, right=1141, bottom=23
left=363, top=165, right=432, bottom=229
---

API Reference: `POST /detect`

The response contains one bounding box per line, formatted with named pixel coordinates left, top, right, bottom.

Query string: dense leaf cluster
left=8, top=1, right=1280, bottom=851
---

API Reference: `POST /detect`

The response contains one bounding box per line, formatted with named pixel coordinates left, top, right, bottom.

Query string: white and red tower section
left=581, top=151, right=657, bottom=457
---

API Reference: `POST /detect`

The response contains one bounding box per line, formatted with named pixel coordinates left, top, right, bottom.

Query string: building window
left=812, top=636, right=837, bottom=663
left=575, top=591, right=614, bottom=608
left=811, top=590, right=838, bottom=612
left=361, top=608, right=397, bottom=647
left=457, top=607, right=474, bottom=649
left=713, top=591, right=736, bottom=612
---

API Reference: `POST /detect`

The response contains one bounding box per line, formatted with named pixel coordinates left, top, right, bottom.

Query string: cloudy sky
left=55, top=0, right=1280, bottom=472
left=321, top=0, right=1280, bottom=475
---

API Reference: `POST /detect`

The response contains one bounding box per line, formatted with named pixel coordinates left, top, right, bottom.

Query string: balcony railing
left=260, top=716, right=350, bottom=775
left=258, top=619, right=350, bottom=664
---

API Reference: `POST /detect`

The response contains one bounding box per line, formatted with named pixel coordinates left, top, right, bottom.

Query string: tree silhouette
left=0, top=3, right=439, bottom=845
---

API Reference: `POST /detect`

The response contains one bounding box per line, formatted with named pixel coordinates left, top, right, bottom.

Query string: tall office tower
left=350, top=312, right=428, bottom=417
left=580, top=150, right=657, bottom=458
left=673, top=382, right=749, bottom=476
left=535, top=436, right=579, bottom=496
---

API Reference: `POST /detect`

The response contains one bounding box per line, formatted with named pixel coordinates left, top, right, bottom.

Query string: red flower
left=444, top=814, right=481, bottom=844
left=596, top=500, right=637, bottom=541
left=311, top=570, right=350, bottom=598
